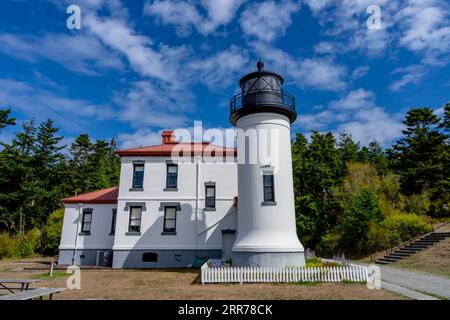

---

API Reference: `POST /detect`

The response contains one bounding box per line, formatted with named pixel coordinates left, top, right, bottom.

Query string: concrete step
left=413, top=240, right=437, bottom=245
left=391, top=251, right=412, bottom=257
left=378, top=257, right=400, bottom=263
left=398, top=247, right=423, bottom=252
left=375, top=260, right=389, bottom=265
left=385, top=254, right=406, bottom=260
left=404, top=244, right=429, bottom=249
left=433, top=232, right=450, bottom=236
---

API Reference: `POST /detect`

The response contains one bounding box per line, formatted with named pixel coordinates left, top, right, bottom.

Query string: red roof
left=117, top=142, right=237, bottom=157
left=117, top=130, right=237, bottom=157
left=62, top=187, right=118, bottom=204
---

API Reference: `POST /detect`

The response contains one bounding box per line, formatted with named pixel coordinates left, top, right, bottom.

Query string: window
left=166, top=164, right=178, bottom=189
left=142, top=252, right=158, bottom=262
left=263, top=174, right=275, bottom=202
left=128, top=206, right=142, bottom=233
left=205, top=185, right=216, bottom=209
left=163, top=207, right=177, bottom=233
left=132, top=163, right=144, bottom=189
left=110, top=209, right=117, bottom=235
left=81, top=209, right=92, bottom=234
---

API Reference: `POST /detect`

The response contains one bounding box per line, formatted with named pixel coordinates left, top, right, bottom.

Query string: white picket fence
left=201, top=262, right=368, bottom=285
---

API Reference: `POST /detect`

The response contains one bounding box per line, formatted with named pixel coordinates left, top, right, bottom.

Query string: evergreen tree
left=388, top=108, right=448, bottom=216
left=367, top=140, right=388, bottom=174
left=0, top=109, right=15, bottom=132
left=337, top=132, right=360, bottom=165
left=293, top=132, right=343, bottom=247
left=0, top=121, right=37, bottom=233
left=340, top=188, right=381, bottom=255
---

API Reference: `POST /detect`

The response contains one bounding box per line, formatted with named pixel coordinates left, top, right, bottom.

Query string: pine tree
left=367, top=140, right=388, bottom=174
left=338, top=132, right=360, bottom=165
left=388, top=107, right=449, bottom=216
left=0, top=109, right=15, bottom=132
left=293, top=131, right=343, bottom=247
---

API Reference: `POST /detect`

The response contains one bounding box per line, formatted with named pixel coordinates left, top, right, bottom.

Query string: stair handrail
left=385, top=220, right=436, bottom=256
left=433, top=221, right=450, bottom=233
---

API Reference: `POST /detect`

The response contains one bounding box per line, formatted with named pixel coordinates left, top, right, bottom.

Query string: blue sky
left=0, top=0, right=449, bottom=149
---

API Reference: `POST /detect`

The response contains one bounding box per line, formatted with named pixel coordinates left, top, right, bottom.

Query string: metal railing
left=230, top=90, right=296, bottom=114
left=384, top=221, right=448, bottom=257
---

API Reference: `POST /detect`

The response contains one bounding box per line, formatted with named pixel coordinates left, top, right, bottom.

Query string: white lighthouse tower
left=230, top=61, right=305, bottom=267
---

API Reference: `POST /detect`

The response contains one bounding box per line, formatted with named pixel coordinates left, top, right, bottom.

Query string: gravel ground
left=380, top=266, right=450, bottom=299
left=0, top=259, right=404, bottom=300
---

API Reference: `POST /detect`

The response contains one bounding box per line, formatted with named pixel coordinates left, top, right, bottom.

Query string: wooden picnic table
left=0, top=287, right=66, bottom=300
left=0, top=279, right=42, bottom=293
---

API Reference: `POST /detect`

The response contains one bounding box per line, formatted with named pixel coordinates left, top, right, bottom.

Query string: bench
left=0, top=279, right=42, bottom=293
left=0, top=287, right=66, bottom=300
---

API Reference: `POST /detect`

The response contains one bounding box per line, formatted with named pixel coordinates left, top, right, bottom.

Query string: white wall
left=113, top=156, right=238, bottom=251
left=233, top=112, right=304, bottom=252
left=59, top=203, right=116, bottom=250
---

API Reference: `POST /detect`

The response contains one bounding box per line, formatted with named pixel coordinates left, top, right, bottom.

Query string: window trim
left=162, top=206, right=177, bottom=235
left=262, top=174, right=276, bottom=205
left=80, top=209, right=92, bottom=235
left=205, top=185, right=216, bottom=210
left=128, top=206, right=142, bottom=234
left=165, top=163, right=178, bottom=190
left=109, top=209, right=117, bottom=235
left=131, top=163, right=145, bottom=190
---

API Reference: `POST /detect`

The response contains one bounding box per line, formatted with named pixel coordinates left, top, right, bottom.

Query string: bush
left=381, top=213, right=432, bottom=242
left=0, top=233, right=16, bottom=259
left=39, top=209, right=64, bottom=256
left=317, top=232, right=340, bottom=257
left=404, top=192, right=431, bottom=215
left=15, top=229, right=41, bottom=258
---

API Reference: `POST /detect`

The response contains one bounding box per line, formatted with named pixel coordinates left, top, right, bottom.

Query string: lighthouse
left=230, top=61, right=305, bottom=268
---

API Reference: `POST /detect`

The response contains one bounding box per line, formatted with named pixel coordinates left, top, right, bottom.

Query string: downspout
left=73, top=203, right=83, bottom=265
left=195, top=155, right=200, bottom=258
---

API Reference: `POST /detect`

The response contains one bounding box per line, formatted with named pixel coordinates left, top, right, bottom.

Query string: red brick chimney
left=162, top=130, right=176, bottom=144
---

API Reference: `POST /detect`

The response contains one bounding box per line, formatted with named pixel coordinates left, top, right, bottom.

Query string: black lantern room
left=230, top=61, right=297, bottom=126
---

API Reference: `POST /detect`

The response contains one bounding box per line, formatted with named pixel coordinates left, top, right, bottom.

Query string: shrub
left=0, top=233, right=16, bottom=259
left=39, top=209, right=64, bottom=256
left=15, top=229, right=41, bottom=258
left=404, top=192, right=431, bottom=216
left=381, top=213, right=432, bottom=242
left=317, top=232, right=340, bottom=257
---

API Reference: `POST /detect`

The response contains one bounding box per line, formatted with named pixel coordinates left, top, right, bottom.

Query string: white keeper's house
left=58, top=62, right=305, bottom=268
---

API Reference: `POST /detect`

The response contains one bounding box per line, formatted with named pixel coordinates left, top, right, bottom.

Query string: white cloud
left=396, top=0, right=450, bottom=65
left=0, top=78, right=114, bottom=132
left=330, top=88, right=375, bottom=110
left=389, top=65, right=428, bottom=92
left=240, top=0, right=301, bottom=42
left=305, top=0, right=450, bottom=65
left=144, top=0, right=245, bottom=36
left=296, top=89, right=403, bottom=145
left=113, top=80, right=193, bottom=129
left=118, top=129, right=164, bottom=149
left=251, top=42, right=347, bottom=91
left=351, top=66, right=369, bottom=80
left=0, top=33, right=123, bottom=76
left=187, top=45, right=249, bottom=89
left=336, top=107, right=403, bottom=145
left=84, top=14, right=188, bottom=84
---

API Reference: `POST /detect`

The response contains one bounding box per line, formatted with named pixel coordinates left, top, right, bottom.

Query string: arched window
left=142, top=252, right=158, bottom=262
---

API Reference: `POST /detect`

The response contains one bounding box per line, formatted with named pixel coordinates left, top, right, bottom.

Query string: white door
left=221, top=231, right=236, bottom=262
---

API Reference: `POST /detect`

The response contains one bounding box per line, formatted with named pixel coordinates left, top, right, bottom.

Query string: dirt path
left=380, top=266, right=450, bottom=300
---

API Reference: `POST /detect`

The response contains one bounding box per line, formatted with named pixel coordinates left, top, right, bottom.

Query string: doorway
left=221, top=229, right=236, bottom=262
